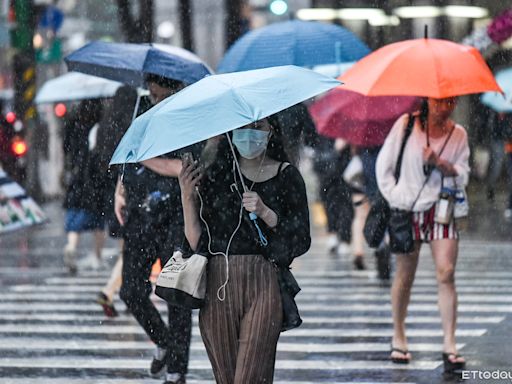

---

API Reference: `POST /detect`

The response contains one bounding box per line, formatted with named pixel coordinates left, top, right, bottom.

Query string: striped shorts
left=412, top=205, right=458, bottom=242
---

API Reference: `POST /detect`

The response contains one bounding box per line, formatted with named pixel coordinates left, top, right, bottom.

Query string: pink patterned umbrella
left=309, top=88, right=420, bottom=147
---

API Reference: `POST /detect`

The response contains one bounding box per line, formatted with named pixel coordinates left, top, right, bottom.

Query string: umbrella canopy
left=481, top=67, right=512, bottom=112
left=110, top=65, right=340, bottom=164
left=312, top=62, right=355, bottom=78
left=309, top=89, right=420, bottom=147
left=340, top=38, right=502, bottom=98
left=35, top=72, right=123, bottom=104
left=217, top=20, right=370, bottom=73
left=65, top=41, right=212, bottom=87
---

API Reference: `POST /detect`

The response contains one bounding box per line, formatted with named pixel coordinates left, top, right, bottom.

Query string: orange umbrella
left=340, top=38, right=502, bottom=98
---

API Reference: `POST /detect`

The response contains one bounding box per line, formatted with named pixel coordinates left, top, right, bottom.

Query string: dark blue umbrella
left=65, top=41, right=212, bottom=87
left=217, top=20, right=370, bottom=73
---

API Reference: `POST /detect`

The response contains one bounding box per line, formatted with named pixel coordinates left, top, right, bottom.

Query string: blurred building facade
left=0, top=0, right=511, bottom=198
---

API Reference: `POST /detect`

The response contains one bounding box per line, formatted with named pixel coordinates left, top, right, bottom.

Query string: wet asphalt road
left=0, top=197, right=511, bottom=384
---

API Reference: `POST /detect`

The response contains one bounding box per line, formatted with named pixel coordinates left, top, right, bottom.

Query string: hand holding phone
left=179, top=152, right=202, bottom=198
left=182, top=152, right=194, bottom=166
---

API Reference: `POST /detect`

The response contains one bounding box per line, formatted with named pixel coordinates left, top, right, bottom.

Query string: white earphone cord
left=196, top=131, right=269, bottom=302
left=196, top=187, right=243, bottom=301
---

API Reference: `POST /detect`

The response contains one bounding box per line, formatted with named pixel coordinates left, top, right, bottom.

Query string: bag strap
left=410, top=123, right=457, bottom=211
left=394, top=114, right=415, bottom=184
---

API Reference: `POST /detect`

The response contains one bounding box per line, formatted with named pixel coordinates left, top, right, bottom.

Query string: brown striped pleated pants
left=199, top=254, right=283, bottom=384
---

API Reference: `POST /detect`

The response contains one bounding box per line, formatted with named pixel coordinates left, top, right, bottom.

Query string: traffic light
left=11, top=136, right=28, bottom=157
left=13, top=52, right=37, bottom=122
left=54, top=103, right=66, bottom=118
left=9, top=0, right=36, bottom=51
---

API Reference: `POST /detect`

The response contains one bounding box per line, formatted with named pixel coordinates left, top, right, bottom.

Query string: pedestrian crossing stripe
left=0, top=323, right=486, bottom=337
left=0, top=338, right=464, bottom=353
left=0, top=357, right=441, bottom=370
left=9, top=284, right=512, bottom=294
left=40, top=276, right=512, bottom=287
left=2, top=291, right=512, bottom=303
left=0, top=301, right=509, bottom=313
left=0, top=313, right=503, bottom=324
left=2, top=266, right=512, bottom=278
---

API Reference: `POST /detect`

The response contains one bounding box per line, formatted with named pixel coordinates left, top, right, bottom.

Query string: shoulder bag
left=364, top=114, right=415, bottom=248
left=155, top=249, right=208, bottom=309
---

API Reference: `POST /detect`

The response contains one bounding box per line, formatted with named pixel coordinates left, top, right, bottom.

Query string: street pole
left=178, top=0, right=194, bottom=51
left=225, top=0, right=243, bottom=50
left=10, top=0, right=41, bottom=197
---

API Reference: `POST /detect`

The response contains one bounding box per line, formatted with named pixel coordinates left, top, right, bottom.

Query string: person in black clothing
left=92, top=85, right=138, bottom=317
left=311, top=136, right=353, bottom=254
left=114, top=75, right=199, bottom=384
left=179, top=118, right=311, bottom=383
left=359, top=145, right=392, bottom=281
left=62, top=99, right=104, bottom=274
left=271, top=103, right=354, bottom=256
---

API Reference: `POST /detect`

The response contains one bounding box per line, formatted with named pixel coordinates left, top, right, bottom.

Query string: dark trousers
left=120, top=214, right=191, bottom=375
left=318, top=173, right=353, bottom=243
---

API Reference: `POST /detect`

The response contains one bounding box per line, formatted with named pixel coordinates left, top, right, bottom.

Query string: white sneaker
left=327, top=234, right=339, bottom=254
left=337, top=242, right=351, bottom=255
left=63, top=246, right=77, bottom=275
left=78, top=254, right=101, bottom=270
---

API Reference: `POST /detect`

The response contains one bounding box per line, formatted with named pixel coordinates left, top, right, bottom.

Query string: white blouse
left=376, top=114, right=470, bottom=212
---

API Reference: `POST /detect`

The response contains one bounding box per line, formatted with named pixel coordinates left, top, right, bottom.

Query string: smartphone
left=181, top=152, right=194, bottom=165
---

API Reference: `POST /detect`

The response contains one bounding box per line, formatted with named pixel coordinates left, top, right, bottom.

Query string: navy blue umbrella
left=65, top=41, right=212, bottom=87
left=217, top=20, right=370, bottom=73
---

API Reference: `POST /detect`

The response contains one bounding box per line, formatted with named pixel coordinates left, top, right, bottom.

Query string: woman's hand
left=242, top=191, right=267, bottom=216
left=243, top=191, right=279, bottom=228
left=114, top=179, right=126, bottom=226
left=423, top=146, right=438, bottom=165
left=179, top=159, right=202, bottom=201
left=423, top=147, right=458, bottom=177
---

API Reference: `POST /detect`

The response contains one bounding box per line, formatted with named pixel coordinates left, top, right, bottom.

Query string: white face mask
left=232, top=128, right=270, bottom=159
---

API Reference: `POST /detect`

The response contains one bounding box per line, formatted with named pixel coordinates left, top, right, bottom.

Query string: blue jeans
left=360, top=146, right=381, bottom=203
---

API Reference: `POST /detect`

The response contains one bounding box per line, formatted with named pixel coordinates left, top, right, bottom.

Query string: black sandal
left=390, top=346, right=410, bottom=364
left=442, top=352, right=466, bottom=373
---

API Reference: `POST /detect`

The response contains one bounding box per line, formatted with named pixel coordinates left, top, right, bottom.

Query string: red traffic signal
left=54, top=103, right=66, bottom=117
left=11, top=136, right=27, bottom=157
left=5, top=111, right=16, bottom=124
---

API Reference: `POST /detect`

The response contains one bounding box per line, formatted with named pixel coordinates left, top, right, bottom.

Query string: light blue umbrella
left=110, top=65, right=340, bottom=164
left=217, top=20, right=370, bottom=73
left=481, top=67, right=512, bottom=112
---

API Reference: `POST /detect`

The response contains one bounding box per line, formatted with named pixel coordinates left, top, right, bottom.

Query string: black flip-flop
left=390, top=346, right=411, bottom=364
left=442, top=352, right=466, bottom=373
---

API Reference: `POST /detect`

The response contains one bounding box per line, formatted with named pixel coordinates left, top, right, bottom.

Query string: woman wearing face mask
left=179, top=118, right=311, bottom=384
left=376, top=98, right=469, bottom=373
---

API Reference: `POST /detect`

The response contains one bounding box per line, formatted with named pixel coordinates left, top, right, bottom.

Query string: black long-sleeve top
left=195, top=160, right=311, bottom=267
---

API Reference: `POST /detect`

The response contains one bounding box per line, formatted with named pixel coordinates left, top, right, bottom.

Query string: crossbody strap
left=394, top=114, right=415, bottom=184
left=410, top=124, right=457, bottom=211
